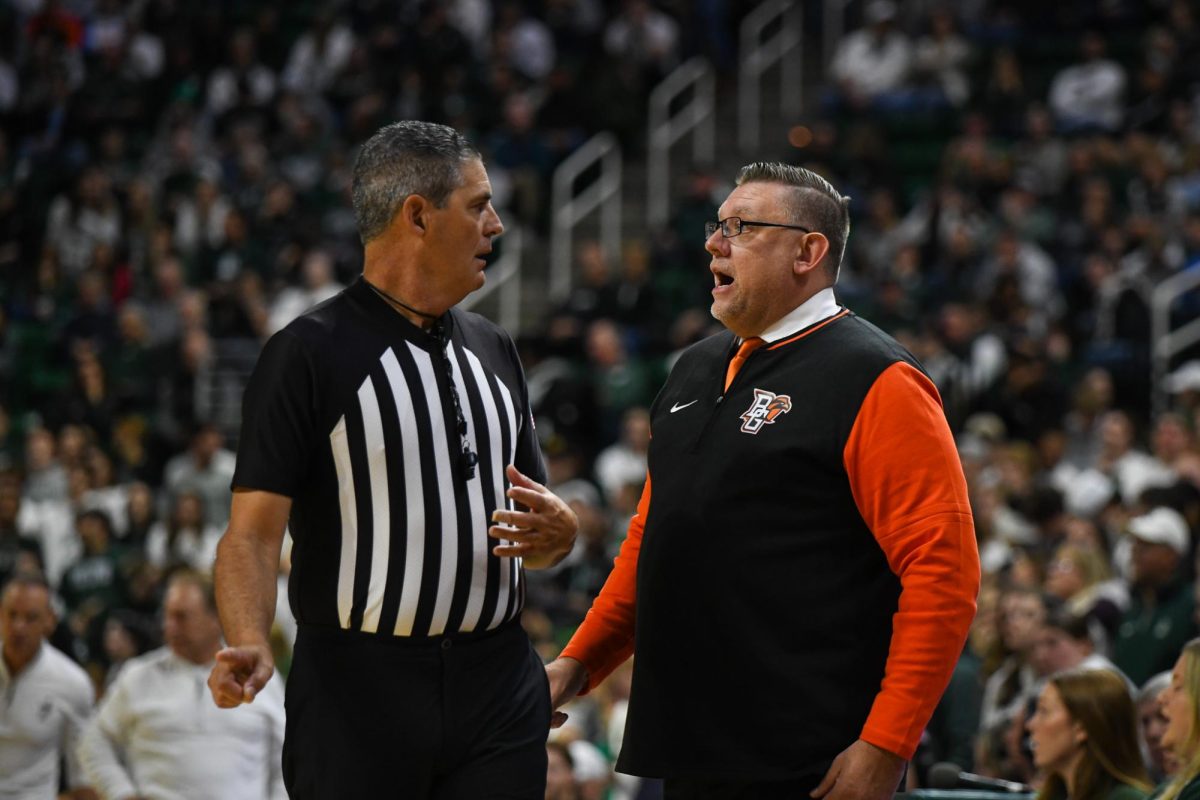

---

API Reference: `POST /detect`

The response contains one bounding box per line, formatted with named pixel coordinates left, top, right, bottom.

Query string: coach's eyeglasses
left=705, top=217, right=812, bottom=239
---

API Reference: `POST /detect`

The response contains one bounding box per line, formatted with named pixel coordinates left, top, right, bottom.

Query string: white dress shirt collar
left=753, top=287, right=842, bottom=344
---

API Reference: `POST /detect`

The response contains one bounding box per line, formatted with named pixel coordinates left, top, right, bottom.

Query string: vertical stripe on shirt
left=409, top=342, right=460, bottom=637
left=356, top=376, right=391, bottom=634
left=343, top=399, right=373, bottom=631
left=381, top=347, right=427, bottom=637
left=330, top=416, right=357, bottom=629
left=460, top=346, right=502, bottom=631
left=483, top=364, right=519, bottom=629
left=448, top=344, right=490, bottom=633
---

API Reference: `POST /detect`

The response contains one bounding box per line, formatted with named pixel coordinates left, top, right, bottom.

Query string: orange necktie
left=724, top=337, right=765, bottom=391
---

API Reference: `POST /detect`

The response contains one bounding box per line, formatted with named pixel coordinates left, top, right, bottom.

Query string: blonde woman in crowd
left=1027, top=667, right=1152, bottom=800
left=1157, top=639, right=1200, bottom=799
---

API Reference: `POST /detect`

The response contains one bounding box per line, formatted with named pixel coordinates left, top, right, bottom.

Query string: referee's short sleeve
left=504, top=333, right=547, bottom=485
left=232, top=329, right=318, bottom=497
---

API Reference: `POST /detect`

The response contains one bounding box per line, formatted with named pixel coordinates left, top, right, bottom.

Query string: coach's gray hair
left=736, top=162, right=851, bottom=279
left=352, top=121, right=480, bottom=244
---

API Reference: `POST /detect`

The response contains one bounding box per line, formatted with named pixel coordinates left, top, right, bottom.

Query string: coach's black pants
left=283, top=621, right=551, bottom=799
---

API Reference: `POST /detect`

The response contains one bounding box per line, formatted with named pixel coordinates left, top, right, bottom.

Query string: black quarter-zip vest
left=618, top=312, right=926, bottom=779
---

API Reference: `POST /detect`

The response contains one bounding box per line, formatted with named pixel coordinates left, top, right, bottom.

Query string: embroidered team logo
left=739, top=388, right=793, bottom=434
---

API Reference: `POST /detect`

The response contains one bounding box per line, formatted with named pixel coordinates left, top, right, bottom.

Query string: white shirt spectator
left=509, top=15, right=555, bottom=81
left=830, top=28, right=913, bottom=99
left=1049, top=56, right=1126, bottom=132
left=144, top=521, right=223, bottom=573
left=44, top=195, right=122, bottom=278
left=163, top=448, right=236, bottom=529
left=15, top=499, right=77, bottom=589
left=0, top=642, right=94, bottom=800
left=447, top=0, right=492, bottom=58
left=913, top=26, right=971, bottom=106
left=127, top=29, right=165, bottom=81
left=603, top=1, right=679, bottom=74
left=267, top=252, right=345, bottom=336
left=78, top=648, right=286, bottom=800
left=282, top=22, right=355, bottom=94
left=207, top=66, right=276, bottom=116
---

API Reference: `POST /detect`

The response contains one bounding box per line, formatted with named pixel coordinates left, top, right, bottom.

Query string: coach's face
left=424, top=158, right=504, bottom=306
left=705, top=181, right=821, bottom=339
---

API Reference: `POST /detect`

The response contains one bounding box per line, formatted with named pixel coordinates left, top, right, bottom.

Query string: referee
left=206, top=121, right=578, bottom=799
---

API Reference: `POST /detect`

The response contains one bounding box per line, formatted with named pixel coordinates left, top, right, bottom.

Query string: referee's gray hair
left=352, top=121, right=480, bottom=245
left=736, top=162, right=851, bottom=280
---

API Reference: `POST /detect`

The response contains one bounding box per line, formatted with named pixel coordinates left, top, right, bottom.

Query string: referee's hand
left=488, top=465, right=578, bottom=570
left=208, top=643, right=274, bottom=708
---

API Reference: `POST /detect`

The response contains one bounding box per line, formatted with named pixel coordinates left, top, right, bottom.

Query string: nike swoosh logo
left=670, top=400, right=699, bottom=413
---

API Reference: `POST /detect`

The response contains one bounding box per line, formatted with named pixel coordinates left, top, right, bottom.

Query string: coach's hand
left=545, top=657, right=589, bottom=729
left=811, top=739, right=904, bottom=800
left=489, top=465, right=577, bottom=569
left=208, top=642, right=274, bottom=708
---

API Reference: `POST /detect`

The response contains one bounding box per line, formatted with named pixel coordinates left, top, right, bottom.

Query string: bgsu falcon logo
left=740, top=388, right=793, bottom=434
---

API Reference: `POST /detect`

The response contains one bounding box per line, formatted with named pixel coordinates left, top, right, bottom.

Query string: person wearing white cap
left=1113, top=507, right=1198, bottom=687
left=828, top=0, right=913, bottom=109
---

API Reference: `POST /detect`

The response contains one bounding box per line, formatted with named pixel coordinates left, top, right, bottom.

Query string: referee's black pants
left=283, top=620, right=551, bottom=799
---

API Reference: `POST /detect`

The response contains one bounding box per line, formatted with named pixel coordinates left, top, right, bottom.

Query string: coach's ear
left=794, top=232, right=830, bottom=278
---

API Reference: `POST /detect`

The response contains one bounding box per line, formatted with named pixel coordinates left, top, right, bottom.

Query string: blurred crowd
left=8, top=0, right=1200, bottom=797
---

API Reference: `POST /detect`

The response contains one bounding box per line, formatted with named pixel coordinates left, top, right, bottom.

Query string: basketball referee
left=206, top=121, right=578, bottom=799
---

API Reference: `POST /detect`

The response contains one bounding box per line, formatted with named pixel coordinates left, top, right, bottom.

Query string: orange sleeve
left=843, top=361, right=980, bottom=760
left=558, top=471, right=650, bottom=693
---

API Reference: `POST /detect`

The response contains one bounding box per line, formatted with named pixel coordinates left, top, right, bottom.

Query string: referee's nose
left=485, top=202, right=504, bottom=239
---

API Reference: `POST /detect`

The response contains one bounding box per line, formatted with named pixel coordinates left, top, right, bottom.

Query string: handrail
left=1151, top=268, right=1200, bottom=414
left=647, top=57, right=715, bottom=228
left=460, top=224, right=524, bottom=334
left=824, top=0, right=853, bottom=68
left=738, top=0, right=803, bottom=151
left=549, top=132, right=622, bottom=300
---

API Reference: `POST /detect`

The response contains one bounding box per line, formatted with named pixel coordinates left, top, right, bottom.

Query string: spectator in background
left=58, top=509, right=125, bottom=661
left=1114, top=507, right=1198, bottom=687
left=267, top=249, right=345, bottom=335
left=979, top=587, right=1048, bottom=770
left=912, top=9, right=972, bottom=108
left=21, top=428, right=68, bottom=505
left=593, top=407, right=649, bottom=505
left=546, top=741, right=581, bottom=800
left=145, top=490, right=220, bottom=574
left=603, top=0, right=679, bottom=82
left=205, top=28, right=276, bottom=118
left=78, top=571, right=286, bottom=800
left=0, top=573, right=95, bottom=800
left=0, top=475, right=43, bottom=589
left=1044, top=541, right=1128, bottom=649
left=1157, top=638, right=1200, bottom=800
left=1029, top=607, right=1124, bottom=683
left=1138, top=671, right=1175, bottom=783
left=1049, top=31, right=1127, bottom=134
left=281, top=9, right=354, bottom=96
left=1026, top=667, right=1152, bottom=800
left=44, top=167, right=122, bottom=279
left=829, top=0, right=912, bottom=111
left=162, top=423, right=235, bottom=528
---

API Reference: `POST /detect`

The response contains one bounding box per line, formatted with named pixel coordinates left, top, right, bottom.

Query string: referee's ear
left=398, top=194, right=432, bottom=238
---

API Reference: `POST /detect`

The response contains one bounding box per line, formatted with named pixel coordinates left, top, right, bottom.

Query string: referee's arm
left=208, top=488, right=291, bottom=708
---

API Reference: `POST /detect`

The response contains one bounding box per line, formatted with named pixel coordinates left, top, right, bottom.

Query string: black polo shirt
left=232, top=276, right=545, bottom=638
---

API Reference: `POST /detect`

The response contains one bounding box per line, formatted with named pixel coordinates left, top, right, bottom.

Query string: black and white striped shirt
left=231, top=277, right=545, bottom=638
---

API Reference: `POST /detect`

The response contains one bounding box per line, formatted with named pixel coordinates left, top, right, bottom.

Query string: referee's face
left=425, top=157, right=504, bottom=306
